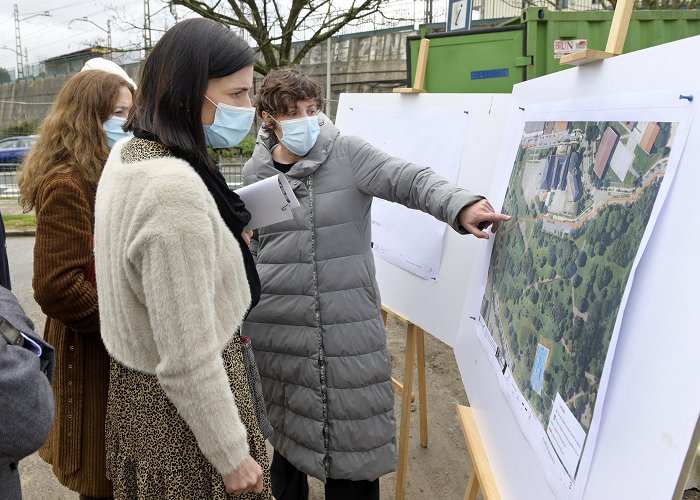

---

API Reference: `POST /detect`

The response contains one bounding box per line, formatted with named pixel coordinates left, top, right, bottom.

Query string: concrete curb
left=6, top=229, right=36, bottom=237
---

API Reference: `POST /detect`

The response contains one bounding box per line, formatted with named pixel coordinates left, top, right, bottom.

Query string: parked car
left=0, top=135, right=38, bottom=169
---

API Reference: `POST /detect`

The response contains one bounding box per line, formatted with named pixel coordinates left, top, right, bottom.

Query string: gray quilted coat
left=242, top=114, right=482, bottom=481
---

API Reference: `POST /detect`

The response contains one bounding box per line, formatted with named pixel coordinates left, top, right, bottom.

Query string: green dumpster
left=406, top=7, right=700, bottom=92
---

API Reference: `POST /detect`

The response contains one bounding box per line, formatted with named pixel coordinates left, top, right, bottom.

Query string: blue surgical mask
left=274, top=115, right=321, bottom=157
left=203, top=96, right=255, bottom=149
left=103, top=116, right=133, bottom=148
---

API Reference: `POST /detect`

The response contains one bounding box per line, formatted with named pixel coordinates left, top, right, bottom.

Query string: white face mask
left=273, top=115, right=321, bottom=157
left=103, top=116, right=133, bottom=148
left=203, top=96, right=255, bottom=149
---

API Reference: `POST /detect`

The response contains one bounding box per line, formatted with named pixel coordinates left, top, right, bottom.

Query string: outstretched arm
left=346, top=136, right=509, bottom=235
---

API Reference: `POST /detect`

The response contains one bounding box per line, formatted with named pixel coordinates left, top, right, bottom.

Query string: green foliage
left=2, top=214, right=36, bottom=229
left=214, top=135, right=257, bottom=159
left=577, top=250, right=588, bottom=268
left=596, top=266, right=613, bottom=290
left=237, top=135, right=257, bottom=156
left=0, top=67, right=11, bottom=85
left=579, top=297, right=589, bottom=313
left=1, top=119, right=40, bottom=139
left=585, top=123, right=599, bottom=143
left=532, top=316, right=543, bottom=331
left=572, top=274, right=583, bottom=288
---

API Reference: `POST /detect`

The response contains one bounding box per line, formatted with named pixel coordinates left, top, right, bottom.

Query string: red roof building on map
left=553, top=121, right=569, bottom=132
left=639, top=122, right=660, bottom=154
left=593, top=127, right=619, bottom=179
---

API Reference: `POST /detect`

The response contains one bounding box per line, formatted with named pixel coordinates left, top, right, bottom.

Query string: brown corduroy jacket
left=34, top=170, right=113, bottom=497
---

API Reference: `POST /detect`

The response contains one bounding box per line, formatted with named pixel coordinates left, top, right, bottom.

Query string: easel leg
left=395, top=324, right=417, bottom=500
left=383, top=308, right=415, bottom=403
left=416, top=327, right=428, bottom=448
left=465, top=473, right=480, bottom=500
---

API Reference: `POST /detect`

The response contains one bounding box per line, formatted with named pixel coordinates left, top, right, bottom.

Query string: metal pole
left=107, top=20, right=112, bottom=60
left=326, top=37, right=332, bottom=112
left=466, top=0, right=474, bottom=30
left=13, top=4, right=24, bottom=80
left=143, top=0, right=152, bottom=53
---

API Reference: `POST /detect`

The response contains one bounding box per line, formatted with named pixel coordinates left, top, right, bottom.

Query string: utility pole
left=107, top=19, right=112, bottom=57
left=13, top=4, right=24, bottom=80
left=69, top=17, right=113, bottom=60
left=326, top=37, right=332, bottom=114
left=143, top=0, right=152, bottom=53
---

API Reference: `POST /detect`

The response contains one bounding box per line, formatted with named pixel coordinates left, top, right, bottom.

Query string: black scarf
left=134, top=131, right=261, bottom=311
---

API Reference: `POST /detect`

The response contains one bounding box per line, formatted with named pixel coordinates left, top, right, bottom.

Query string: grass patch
left=2, top=214, right=36, bottom=229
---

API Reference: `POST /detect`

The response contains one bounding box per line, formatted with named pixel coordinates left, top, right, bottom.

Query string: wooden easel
left=381, top=305, right=428, bottom=500
left=387, top=37, right=432, bottom=499
left=457, top=405, right=501, bottom=500
left=394, top=38, right=430, bottom=94
left=560, top=0, right=633, bottom=66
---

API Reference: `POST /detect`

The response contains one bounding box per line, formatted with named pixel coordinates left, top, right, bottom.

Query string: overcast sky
left=0, top=0, right=428, bottom=74
left=0, top=0, right=192, bottom=72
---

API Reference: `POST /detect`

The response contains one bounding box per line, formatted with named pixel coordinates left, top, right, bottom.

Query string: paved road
left=7, top=236, right=44, bottom=333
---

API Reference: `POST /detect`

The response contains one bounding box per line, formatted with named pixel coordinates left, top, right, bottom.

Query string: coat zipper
left=306, top=174, right=331, bottom=478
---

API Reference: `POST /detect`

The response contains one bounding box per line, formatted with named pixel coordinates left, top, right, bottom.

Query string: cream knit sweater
left=95, top=139, right=252, bottom=475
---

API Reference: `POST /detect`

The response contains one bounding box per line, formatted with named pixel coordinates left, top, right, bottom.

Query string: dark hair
left=256, top=67, right=323, bottom=125
left=126, top=18, right=254, bottom=171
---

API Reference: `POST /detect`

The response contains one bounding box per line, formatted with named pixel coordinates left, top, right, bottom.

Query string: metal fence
left=0, top=168, right=19, bottom=198
left=0, top=160, right=245, bottom=200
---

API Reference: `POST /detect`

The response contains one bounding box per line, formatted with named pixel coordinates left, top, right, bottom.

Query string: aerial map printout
left=473, top=95, right=691, bottom=498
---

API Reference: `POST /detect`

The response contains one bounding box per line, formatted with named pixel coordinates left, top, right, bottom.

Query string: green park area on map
left=480, top=120, right=677, bottom=431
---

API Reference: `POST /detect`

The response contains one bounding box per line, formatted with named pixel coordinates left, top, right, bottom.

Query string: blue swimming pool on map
left=530, top=343, right=549, bottom=395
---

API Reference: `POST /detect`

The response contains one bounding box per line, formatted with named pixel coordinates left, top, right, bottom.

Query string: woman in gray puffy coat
left=242, top=67, right=509, bottom=500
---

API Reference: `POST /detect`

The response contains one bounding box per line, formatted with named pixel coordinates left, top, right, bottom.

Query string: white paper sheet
left=336, top=105, right=470, bottom=281
left=234, top=174, right=299, bottom=230
left=469, top=91, right=693, bottom=499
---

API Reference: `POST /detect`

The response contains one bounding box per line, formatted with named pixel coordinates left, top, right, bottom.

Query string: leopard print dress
left=104, top=138, right=272, bottom=499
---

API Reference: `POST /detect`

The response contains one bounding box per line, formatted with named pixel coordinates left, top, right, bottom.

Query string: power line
left=0, top=100, right=53, bottom=105
left=23, top=1, right=121, bottom=17
left=21, top=9, right=106, bottom=42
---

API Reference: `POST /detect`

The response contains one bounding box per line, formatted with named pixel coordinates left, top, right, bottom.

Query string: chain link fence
left=0, top=115, right=246, bottom=199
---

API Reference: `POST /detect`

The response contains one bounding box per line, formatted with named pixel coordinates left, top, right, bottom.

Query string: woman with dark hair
left=94, top=19, right=271, bottom=499
left=18, top=68, right=134, bottom=499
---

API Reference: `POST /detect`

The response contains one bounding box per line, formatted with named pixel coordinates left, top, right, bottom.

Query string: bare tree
left=170, top=0, right=397, bottom=75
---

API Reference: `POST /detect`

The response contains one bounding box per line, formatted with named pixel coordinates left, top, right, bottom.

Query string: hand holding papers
left=234, top=174, right=300, bottom=230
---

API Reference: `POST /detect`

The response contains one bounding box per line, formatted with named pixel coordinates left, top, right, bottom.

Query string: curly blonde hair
left=18, top=70, right=134, bottom=211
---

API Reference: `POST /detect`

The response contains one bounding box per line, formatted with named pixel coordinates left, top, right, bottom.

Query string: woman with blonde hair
left=18, top=69, right=134, bottom=500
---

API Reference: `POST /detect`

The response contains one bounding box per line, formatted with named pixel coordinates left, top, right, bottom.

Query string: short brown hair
left=255, top=67, right=323, bottom=120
